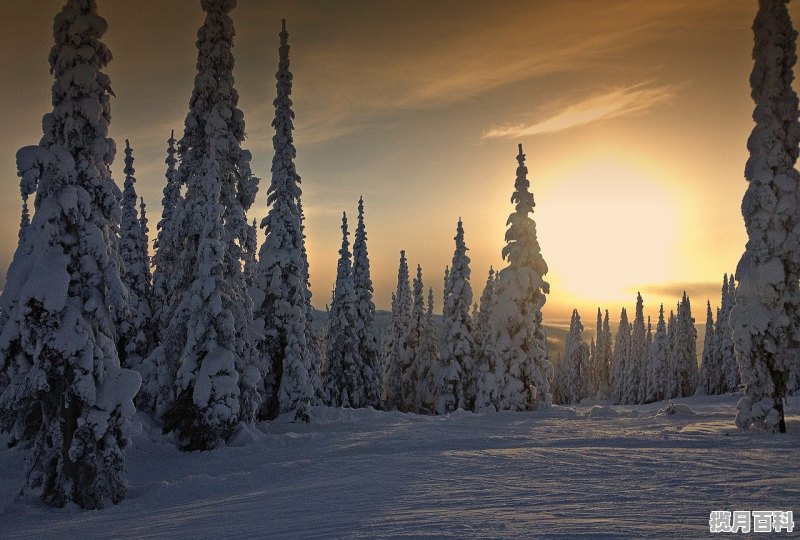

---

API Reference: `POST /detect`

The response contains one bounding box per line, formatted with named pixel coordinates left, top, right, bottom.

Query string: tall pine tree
left=0, top=0, right=139, bottom=508
left=490, top=144, right=552, bottom=410
left=252, top=19, right=317, bottom=419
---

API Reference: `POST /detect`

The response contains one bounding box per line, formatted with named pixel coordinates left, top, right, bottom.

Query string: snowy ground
left=1, top=394, right=798, bottom=539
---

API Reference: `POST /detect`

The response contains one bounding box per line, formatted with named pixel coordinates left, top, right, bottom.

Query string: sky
left=1, top=0, right=798, bottom=326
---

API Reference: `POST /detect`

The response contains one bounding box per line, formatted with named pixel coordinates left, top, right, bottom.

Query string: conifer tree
left=0, top=0, right=139, bottom=507
left=323, top=213, right=362, bottom=407
left=592, top=309, right=613, bottom=400
left=436, top=219, right=474, bottom=414
left=243, top=218, right=258, bottom=285
left=419, top=287, right=440, bottom=413
left=118, top=142, right=156, bottom=409
left=353, top=197, right=382, bottom=408
left=732, top=0, right=800, bottom=432
left=490, top=145, right=552, bottom=410
left=407, top=265, right=435, bottom=412
left=559, top=309, right=588, bottom=404
left=253, top=19, right=317, bottom=419
left=665, top=309, right=677, bottom=399
left=673, top=292, right=698, bottom=397
left=157, top=0, right=261, bottom=436
left=719, top=274, right=739, bottom=392
left=151, top=130, right=181, bottom=331
left=383, top=251, right=411, bottom=410
left=647, top=305, right=670, bottom=402
left=473, top=267, right=497, bottom=411
left=611, top=308, right=630, bottom=404
left=698, top=300, right=717, bottom=395
left=626, top=293, right=646, bottom=404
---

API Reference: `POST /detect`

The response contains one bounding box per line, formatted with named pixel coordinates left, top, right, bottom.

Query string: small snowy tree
left=592, top=309, right=613, bottom=400
left=647, top=305, right=670, bottom=402
left=611, top=308, right=630, bottom=404
left=419, top=287, right=440, bottom=414
left=243, top=218, right=258, bottom=286
left=0, top=0, right=139, bottom=508
left=151, top=130, right=181, bottom=330
left=732, top=0, right=800, bottom=433
left=719, top=274, right=739, bottom=392
left=473, top=267, right=497, bottom=411
left=383, top=251, right=411, bottom=410
left=406, top=265, right=436, bottom=413
left=352, top=197, right=382, bottom=408
left=435, top=219, right=474, bottom=414
left=673, top=292, right=698, bottom=398
left=558, top=309, right=588, bottom=405
left=117, top=141, right=155, bottom=409
left=698, top=300, right=717, bottom=395
left=323, top=212, right=362, bottom=407
left=625, top=293, right=646, bottom=404
left=490, top=144, right=552, bottom=411
left=252, top=19, right=317, bottom=419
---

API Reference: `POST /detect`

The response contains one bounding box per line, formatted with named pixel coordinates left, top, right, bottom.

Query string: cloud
left=631, top=281, right=725, bottom=306
left=482, top=83, right=678, bottom=139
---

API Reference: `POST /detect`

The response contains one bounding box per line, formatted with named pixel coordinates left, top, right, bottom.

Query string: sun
left=533, top=158, right=680, bottom=308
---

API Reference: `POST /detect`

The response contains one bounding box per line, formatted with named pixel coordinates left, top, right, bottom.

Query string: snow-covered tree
left=732, top=0, right=800, bottom=433
left=117, top=141, right=155, bottom=409
left=591, top=309, right=612, bottom=401
left=406, top=265, right=436, bottom=413
left=611, top=308, right=630, bottom=404
left=0, top=0, right=139, bottom=508
left=625, top=293, right=646, bottom=404
left=418, top=287, right=440, bottom=413
left=436, top=219, right=474, bottom=414
left=647, top=304, right=670, bottom=403
left=252, top=19, right=318, bottom=420
left=243, top=218, right=258, bottom=285
left=719, top=274, right=739, bottom=392
left=160, top=155, right=242, bottom=451
left=323, top=212, right=362, bottom=407
left=352, top=197, right=382, bottom=408
left=383, top=251, right=411, bottom=410
left=157, top=0, right=261, bottom=435
left=672, top=292, right=698, bottom=398
left=490, top=145, right=552, bottom=411
left=557, top=309, right=588, bottom=405
left=151, top=130, right=181, bottom=331
left=472, top=267, right=497, bottom=411
left=698, top=300, right=717, bottom=395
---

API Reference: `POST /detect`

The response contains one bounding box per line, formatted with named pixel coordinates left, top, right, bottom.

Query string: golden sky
left=1, top=0, right=797, bottom=325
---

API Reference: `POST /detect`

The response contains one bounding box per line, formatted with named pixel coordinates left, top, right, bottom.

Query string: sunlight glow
left=534, top=159, right=679, bottom=307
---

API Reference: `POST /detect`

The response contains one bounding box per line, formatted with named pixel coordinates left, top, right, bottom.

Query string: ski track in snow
left=1, top=395, right=798, bottom=539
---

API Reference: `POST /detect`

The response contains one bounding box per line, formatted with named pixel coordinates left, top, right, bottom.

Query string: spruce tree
left=560, top=309, right=588, bottom=404
left=490, top=145, right=552, bottom=410
left=473, top=267, right=497, bottom=411
left=626, top=293, right=646, bottom=404
left=383, top=251, right=411, bottom=410
left=407, top=265, right=435, bottom=412
left=673, top=292, right=698, bottom=397
left=419, top=287, right=441, bottom=413
left=731, top=0, right=800, bottom=432
left=158, top=0, right=261, bottom=438
left=243, top=218, right=258, bottom=285
left=0, top=0, right=139, bottom=508
left=352, top=197, right=382, bottom=408
left=253, top=19, right=318, bottom=419
left=611, top=308, right=630, bottom=404
left=698, top=300, right=716, bottom=395
left=323, top=213, right=362, bottom=407
left=436, top=219, right=475, bottom=414
left=151, top=130, right=181, bottom=332
left=719, top=274, right=739, bottom=392
left=118, top=141, right=155, bottom=409
left=647, top=305, right=670, bottom=402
